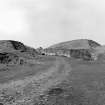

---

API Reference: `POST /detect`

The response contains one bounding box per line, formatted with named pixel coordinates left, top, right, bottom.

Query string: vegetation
left=0, top=39, right=104, bottom=105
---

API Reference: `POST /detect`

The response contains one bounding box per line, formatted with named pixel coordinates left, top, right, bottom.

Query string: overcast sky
left=0, top=0, right=105, bottom=48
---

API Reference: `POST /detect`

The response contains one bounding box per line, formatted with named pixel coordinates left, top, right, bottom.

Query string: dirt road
left=0, top=57, right=72, bottom=97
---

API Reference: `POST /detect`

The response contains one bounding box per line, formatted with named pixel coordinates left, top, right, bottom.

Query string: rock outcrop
left=70, top=49, right=93, bottom=60
left=88, top=40, right=101, bottom=48
left=0, top=40, right=24, bottom=51
left=9, top=40, right=27, bottom=51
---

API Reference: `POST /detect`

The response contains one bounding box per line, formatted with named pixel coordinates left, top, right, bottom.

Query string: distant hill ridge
left=0, top=39, right=102, bottom=65
left=49, top=39, right=101, bottom=49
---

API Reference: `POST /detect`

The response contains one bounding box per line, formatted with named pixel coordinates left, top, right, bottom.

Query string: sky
left=0, top=0, right=105, bottom=48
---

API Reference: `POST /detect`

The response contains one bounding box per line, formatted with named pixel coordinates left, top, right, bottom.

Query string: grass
left=1, top=56, right=105, bottom=104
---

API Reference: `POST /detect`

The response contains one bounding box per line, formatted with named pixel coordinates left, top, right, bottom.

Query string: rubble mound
left=9, top=40, right=27, bottom=51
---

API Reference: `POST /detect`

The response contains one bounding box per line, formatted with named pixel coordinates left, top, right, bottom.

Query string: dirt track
left=1, top=56, right=105, bottom=104
left=0, top=57, right=72, bottom=99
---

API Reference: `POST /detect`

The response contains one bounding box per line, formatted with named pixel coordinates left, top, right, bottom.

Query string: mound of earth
left=49, top=39, right=101, bottom=49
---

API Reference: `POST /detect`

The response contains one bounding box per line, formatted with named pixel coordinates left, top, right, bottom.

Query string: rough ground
left=0, top=55, right=105, bottom=105
left=0, top=56, right=72, bottom=105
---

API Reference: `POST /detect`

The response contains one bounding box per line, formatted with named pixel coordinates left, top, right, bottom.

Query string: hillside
left=49, top=39, right=101, bottom=49
left=0, top=40, right=26, bottom=51
left=0, top=40, right=38, bottom=55
left=37, top=39, right=101, bottom=61
left=0, top=40, right=39, bottom=65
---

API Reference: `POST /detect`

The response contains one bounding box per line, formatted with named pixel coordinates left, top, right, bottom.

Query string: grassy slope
left=0, top=56, right=105, bottom=104
left=0, top=56, right=56, bottom=83
left=49, top=39, right=90, bottom=49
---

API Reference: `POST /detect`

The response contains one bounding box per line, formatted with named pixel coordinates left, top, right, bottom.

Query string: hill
left=0, top=40, right=39, bottom=65
left=0, top=40, right=26, bottom=51
left=0, top=40, right=38, bottom=54
left=49, top=39, right=101, bottom=49
left=37, top=39, right=101, bottom=61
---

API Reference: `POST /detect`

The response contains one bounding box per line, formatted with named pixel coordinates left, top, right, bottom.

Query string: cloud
left=0, top=0, right=105, bottom=47
left=9, top=0, right=82, bottom=47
